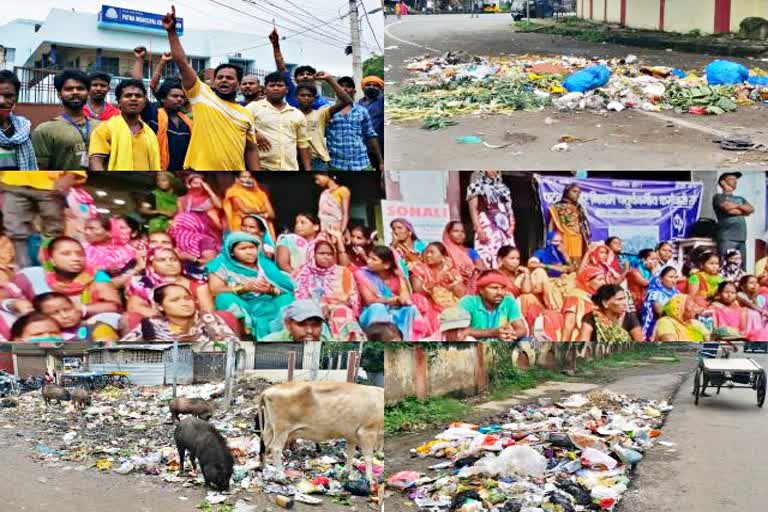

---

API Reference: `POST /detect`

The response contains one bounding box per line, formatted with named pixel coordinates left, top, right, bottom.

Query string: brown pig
left=169, top=397, right=214, bottom=423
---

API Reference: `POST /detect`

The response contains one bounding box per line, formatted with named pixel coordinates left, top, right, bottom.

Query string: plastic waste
left=436, top=427, right=484, bottom=440
left=580, top=448, right=618, bottom=470
left=559, top=394, right=590, bottom=408
left=611, top=444, right=643, bottom=465
left=455, top=136, right=483, bottom=144
left=386, top=470, right=422, bottom=490
left=569, top=432, right=608, bottom=452
left=458, top=445, right=547, bottom=478
left=563, top=65, right=612, bottom=93
left=344, top=479, right=371, bottom=496
left=706, top=60, right=749, bottom=85
left=113, top=461, right=135, bottom=475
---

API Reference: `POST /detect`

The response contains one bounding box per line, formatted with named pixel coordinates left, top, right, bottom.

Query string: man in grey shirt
left=713, top=172, right=753, bottom=269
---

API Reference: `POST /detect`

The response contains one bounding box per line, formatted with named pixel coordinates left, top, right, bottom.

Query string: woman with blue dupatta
left=527, top=231, right=575, bottom=310
left=208, top=232, right=295, bottom=340
left=640, top=266, right=680, bottom=340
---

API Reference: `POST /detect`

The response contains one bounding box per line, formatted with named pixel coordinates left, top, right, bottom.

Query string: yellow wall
left=625, top=0, right=661, bottom=30
left=605, top=0, right=622, bottom=23
left=731, top=0, right=768, bottom=32
left=664, top=0, right=715, bottom=34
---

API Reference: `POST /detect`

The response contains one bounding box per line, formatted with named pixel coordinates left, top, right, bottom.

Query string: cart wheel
left=757, top=371, right=766, bottom=408
left=693, top=367, right=702, bottom=405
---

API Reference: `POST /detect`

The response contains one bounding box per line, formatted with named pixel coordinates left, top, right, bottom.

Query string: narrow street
left=384, top=14, right=768, bottom=170
left=384, top=349, right=768, bottom=511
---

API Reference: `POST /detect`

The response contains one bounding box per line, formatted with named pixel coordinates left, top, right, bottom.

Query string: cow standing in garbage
left=256, top=381, right=384, bottom=484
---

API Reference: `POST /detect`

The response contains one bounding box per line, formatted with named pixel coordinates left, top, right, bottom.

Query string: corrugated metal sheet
left=89, top=362, right=193, bottom=386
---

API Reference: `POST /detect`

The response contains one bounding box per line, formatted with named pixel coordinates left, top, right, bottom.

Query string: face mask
left=240, top=179, right=254, bottom=188
left=214, top=88, right=237, bottom=102
left=363, top=87, right=380, bottom=99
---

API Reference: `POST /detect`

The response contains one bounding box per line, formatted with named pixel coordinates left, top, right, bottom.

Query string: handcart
left=693, top=341, right=766, bottom=407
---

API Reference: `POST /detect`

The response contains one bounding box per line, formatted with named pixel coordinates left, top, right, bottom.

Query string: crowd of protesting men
left=0, top=6, right=384, bottom=172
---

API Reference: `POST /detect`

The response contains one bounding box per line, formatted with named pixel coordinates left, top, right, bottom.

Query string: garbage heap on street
left=387, top=390, right=674, bottom=512
left=1, top=379, right=383, bottom=509
left=387, top=51, right=768, bottom=126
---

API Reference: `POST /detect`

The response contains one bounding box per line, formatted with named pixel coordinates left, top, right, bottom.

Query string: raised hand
left=315, top=71, right=331, bottom=81
left=269, top=28, right=280, bottom=45
left=161, top=52, right=173, bottom=62
left=134, top=46, right=147, bottom=59
left=162, top=5, right=177, bottom=32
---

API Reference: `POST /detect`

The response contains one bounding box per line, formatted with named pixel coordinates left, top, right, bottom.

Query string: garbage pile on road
left=2, top=379, right=383, bottom=509
left=387, top=390, right=673, bottom=511
left=387, top=52, right=768, bottom=126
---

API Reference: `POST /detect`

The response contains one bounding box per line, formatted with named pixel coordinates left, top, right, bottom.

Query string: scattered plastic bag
left=580, top=448, right=618, bottom=470
left=706, top=60, right=749, bottom=85
left=563, top=65, right=612, bottom=93
left=386, top=470, right=423, bottom=490
left=459, top=445, right=547, bottom=478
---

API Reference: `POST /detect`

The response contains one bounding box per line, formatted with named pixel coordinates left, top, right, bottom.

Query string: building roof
left=1, top=8, right=356, bottom=75
left=88, top=343, right=192, bottom=352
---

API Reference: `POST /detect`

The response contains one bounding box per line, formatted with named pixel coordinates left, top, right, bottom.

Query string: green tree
left=363, top=55, right=384, bottom=79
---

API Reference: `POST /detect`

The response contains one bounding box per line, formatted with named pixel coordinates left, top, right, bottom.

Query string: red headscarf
left=442, top=223, right=475, bottom=280
left=576, top=265, right=604, bottom=294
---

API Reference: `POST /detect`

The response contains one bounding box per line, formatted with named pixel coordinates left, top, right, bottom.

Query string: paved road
left=621, top=349, right=768, bottom=512
left=384, top=349, right=768, bottom=511
left=385, top=14, right=768, bottom=170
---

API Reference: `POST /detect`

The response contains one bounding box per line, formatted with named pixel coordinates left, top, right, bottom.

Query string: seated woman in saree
left=581, top=243, right=626, bottom=285
left=627, top=249, right=659, bottom=309
left=457, top=270, right=528, bottom=342
left=223, top=171, right=276, bottom=238
left=720, top=249, right=745, bottom=284
left=315, top=172, right=351, bottom=233
left=10, top=312, right=63, bottom=344
left=120, top=284, right=240, bottom=350
left=169, top=173, right=224, bottom=265
left=355, top=246, right=429, bottom=341
left=83, top=217, right=139, bottom=289
left=208, top=232, right=295, bottom=340
left=148, top=231, right=208, bottom=282
left=639, top=267, right=680, bottom=340
left=125, top=247, right=215, bottom=320
left=390, top=217, right=428, bottom=280
left=139, top=171, right=180, bottom=234
left=276, top=212, right=329, bottom=274
left=737, top=274, right=768, bottom=321
left=654, top=294, right=710, bottom=342
left=442, top=221, right=487, bottom=287
left=548, top=183, right=590, bottom=264
left=346, top=224, right=375, bottom=272
left=13, top=237, right=122, bottom=319
left=410, top=242, right=466, bottom=335
left=240, top=214, right=276, bottom=257
left=712, top=281, right=768, bottom=341
left=562, top=265, right=607, bottom=342
left=579, top=284, right=645, bottom=343
left=527, top=232, right=575, bottom=312
left=687, top=251, right=723, bottom=301
left=33, top=292, right=119, bottom=343
left=655, top=241, right=681, bottom=275
left=294, top=240, right=366, bottom=341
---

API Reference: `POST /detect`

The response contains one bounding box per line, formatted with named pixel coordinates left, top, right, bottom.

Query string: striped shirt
left=326, top=105, right=377, bottom=171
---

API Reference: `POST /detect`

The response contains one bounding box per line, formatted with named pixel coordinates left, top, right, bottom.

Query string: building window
left=1, top=48, right=15, bottom=70
left=143, top=61, right=180, bottom=79
left=190, top=57, right=207, bottom=73
left=227, top=58, right=254, bottom=75
left=92, top=56, right=119, bottom=77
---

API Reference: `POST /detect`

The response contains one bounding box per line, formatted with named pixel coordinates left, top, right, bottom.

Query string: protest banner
left=536, top=175, right=703, bottom=254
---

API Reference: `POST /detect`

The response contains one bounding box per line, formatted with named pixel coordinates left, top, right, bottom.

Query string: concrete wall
left=665, top=0, right=716, bottom=34
left=579, top=0, right=767, bottom=34
left=384, top=340, right=634, bottom=403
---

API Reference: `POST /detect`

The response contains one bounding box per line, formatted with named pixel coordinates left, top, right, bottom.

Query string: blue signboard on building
left=98, top=5, right=184, bottom=36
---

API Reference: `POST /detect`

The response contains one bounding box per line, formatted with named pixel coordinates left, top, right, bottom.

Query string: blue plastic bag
left=671, top=68, right=687, bottom=79
left=562, top=65, right=612, bottom=93
left=747, top=76, right=768, bottom=86
left=706, top=60, right=749, bottom=85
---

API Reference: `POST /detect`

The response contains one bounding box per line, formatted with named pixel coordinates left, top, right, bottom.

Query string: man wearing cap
left=261, top=299, right=334, bottom=341
left=458, top=271, right=527, bottom=342
left=358, top=76, right=384, bottom=153
left=713, top=172, right=753, bottom=269
left=422, top=307, right=478, bottom=342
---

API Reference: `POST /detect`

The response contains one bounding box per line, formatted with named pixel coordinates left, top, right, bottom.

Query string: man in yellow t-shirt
left=0, top=171, right=85, bottom=266
left=162, top=6, right=260, bottom=171
left=247, top=72, right=310, bottom=171
left=294, top=72, right=352, bottom=171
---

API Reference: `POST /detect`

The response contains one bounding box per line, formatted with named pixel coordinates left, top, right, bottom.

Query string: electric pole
left=349, top=0, right=363, bottom=100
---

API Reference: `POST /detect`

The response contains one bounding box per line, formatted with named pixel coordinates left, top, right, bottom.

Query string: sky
left=0, top=0, right=384, bottom=69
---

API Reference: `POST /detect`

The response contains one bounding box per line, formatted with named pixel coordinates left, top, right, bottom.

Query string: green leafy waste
left=387, top=76, right=551, bottom=122
left=422, top=115, right=459, bottom=130
left=664, top=83, right=739, bottom=114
